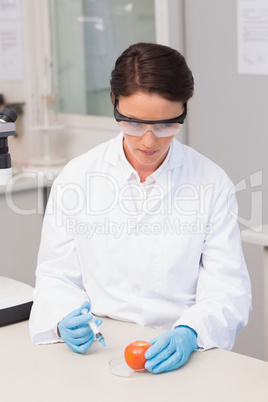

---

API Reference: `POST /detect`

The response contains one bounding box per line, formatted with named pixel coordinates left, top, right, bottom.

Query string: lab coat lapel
left=104, top=133, right=140, bottom=216
left=135, top=170, right=174, bottom=222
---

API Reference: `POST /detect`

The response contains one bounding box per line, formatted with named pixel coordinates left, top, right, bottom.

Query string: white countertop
left=0, top=165, right=64, bottom=194
left=0, top=318, right=268, bottom=402
left=241, top=224, right=268, bottom=247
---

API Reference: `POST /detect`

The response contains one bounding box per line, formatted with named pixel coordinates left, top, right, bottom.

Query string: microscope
left=0, top=108, right=17, bottom=185
left=0, top=107, right=34, bottom=326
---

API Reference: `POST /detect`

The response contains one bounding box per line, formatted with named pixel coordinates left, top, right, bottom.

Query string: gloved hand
left=144, top=326, right=197, bottom=373
left=58, top=301, right=103, bottom=354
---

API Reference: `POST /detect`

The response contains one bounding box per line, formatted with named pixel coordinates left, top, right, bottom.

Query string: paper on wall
left=0, top=21, right=24, bottom=81
left=237, top=0, right=268, bottom=75
left=0, top=0, right=21, bottom=20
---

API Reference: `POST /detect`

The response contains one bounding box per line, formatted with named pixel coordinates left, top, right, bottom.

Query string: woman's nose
left=142, top=129, right=157, bottom=147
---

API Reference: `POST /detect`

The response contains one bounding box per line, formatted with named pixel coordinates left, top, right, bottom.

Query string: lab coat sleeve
left=29, top=175, right=89, bottom=345
left=173, top=181, right=252, bottom=350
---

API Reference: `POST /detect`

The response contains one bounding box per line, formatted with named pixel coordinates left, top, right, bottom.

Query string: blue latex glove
left=144, top=326, right=197, bottom=373
left=58, top=301, right=103, bottom=353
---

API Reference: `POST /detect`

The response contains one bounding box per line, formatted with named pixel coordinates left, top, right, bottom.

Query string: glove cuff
left=174, top=325, right=198, bottom=350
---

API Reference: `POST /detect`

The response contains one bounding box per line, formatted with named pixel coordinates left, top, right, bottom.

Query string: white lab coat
left=29, top=133, right=251, bottom=350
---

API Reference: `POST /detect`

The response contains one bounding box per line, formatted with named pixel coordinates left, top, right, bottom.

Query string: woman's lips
left=139, top=149, right=157, bottom=156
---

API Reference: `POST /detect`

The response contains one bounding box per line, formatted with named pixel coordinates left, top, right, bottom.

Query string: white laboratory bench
left=0, top=318, right=268, bottom=402
left=0, top=165, right=62, bottom=194
left=241, top=224, right=268, bottom=362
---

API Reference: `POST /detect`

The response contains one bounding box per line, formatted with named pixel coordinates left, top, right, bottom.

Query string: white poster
left=0, top=21, right=24, bottom=81
left=237, top=0, right=268, bottom=75
left=0, top=0, right=21, bottom=20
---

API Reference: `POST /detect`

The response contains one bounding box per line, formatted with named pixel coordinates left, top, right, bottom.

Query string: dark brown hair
left=110, top=42, right=194, bottom=103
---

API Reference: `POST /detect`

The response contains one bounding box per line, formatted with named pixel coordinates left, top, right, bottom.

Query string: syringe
left=81, top=308, right=107, bottom=349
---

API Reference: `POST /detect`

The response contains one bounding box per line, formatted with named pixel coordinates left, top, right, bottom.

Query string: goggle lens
left=118, top=121, right=180, bottom=138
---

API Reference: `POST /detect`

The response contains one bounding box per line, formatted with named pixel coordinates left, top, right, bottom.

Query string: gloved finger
left=68, top=318, right=103, bottom=337
left=66, top=332, right=94, bottom=346
left=58, top=321, right=91, bottom=340
left=68, top=314, right=103, bottom=330
left=59, top=330, right=74, bottom=344
left=65, top=324, right=93, bottom=339
left=63, top=317, right=103, bottom=340
left=65, top=335, right=94, bottom=354
left=150, top=353, right=183, bottom=374
left=60, top=325, right=93, bottom=347
left=64, top=301, right=91, bottom=320
left=74, top=337, right=95, bottom=354
left=79, top=300, right=91, bottom=312
left=147, top=335, right=160, bottom=345
left=63, top=313, right=93, bottom=329
left=66, top=319, right=103, bottom=343
left=144, top=335, right=171, bottom=360
left=145, top=342, right=176, bottom=371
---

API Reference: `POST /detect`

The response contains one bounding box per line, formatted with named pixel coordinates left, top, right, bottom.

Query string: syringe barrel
left=81, top=308, right=103, bottom=338
left=88, top=319, right=101, bottom=337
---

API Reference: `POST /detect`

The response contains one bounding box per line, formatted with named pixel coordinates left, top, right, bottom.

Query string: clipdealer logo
left=65, top=217, right=213, bottom=239
left=228, top=170, right=262, bottom=232
left=3, top=170, right=263, bottom=235
left=45, top=171, right=214, bottom=226
left=4, top=170, right=212, bottom=219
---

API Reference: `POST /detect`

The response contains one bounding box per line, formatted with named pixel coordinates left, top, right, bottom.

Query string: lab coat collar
left=104, top=133, right=186, bottom=221
left=167, top=136, right=186, bottom=171
left=138, top=138, right=186, bottom=221
left=104, top=132, right=122, bottom=167
left=104, top=132, right=186, bottom=173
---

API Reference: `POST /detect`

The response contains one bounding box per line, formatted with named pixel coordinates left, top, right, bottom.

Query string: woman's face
left=117, top=91, right=184, bottom=173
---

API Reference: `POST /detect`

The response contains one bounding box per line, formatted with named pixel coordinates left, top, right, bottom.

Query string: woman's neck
left=127, top=155, right=166, bottom=183
left=122, top=137, right=169, bottom=183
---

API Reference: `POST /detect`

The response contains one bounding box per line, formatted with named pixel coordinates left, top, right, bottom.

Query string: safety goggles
left=113, top=99, right=187, bottom=138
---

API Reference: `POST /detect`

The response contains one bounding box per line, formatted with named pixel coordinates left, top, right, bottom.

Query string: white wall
left=184, top=0, right=267, bottom=360
left=184, top=0, right=267, bottom=228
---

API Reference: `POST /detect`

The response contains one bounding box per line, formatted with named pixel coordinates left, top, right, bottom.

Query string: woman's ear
left=110, top=92, right=115, bottom=105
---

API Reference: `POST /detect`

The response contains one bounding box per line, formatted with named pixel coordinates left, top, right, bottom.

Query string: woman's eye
left=157, top=124, right=173, bottom=129
left=128, top=122, right=142, bottom=128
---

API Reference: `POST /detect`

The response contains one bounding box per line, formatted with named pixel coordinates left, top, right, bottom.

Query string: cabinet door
left=0, top=188, right=44, bottom=287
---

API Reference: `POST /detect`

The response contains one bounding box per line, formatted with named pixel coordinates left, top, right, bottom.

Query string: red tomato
left=124, top=340, right=151, bottom=370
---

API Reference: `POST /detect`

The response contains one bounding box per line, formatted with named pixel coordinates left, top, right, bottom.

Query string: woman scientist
left=29, top=43, right=251, bottom=374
